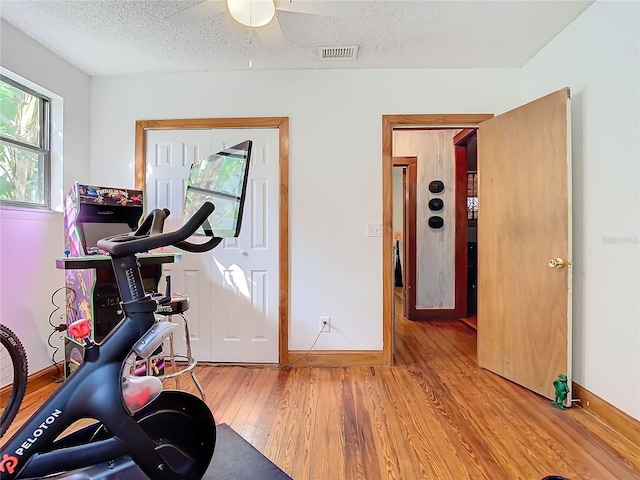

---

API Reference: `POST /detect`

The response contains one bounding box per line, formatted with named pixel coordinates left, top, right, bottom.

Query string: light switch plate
left=367, top=223, right=381, bottom=237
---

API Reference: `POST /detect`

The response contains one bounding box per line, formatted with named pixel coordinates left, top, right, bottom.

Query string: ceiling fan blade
left=166, top=0, right=227, bottom=25
left=274, top=0, right=363, bottom=18
left=255, top=15, right=286, bottom=55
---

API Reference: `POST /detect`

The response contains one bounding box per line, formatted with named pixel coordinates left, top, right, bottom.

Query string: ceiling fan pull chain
left=248, top=0, right=254, bottom=68
left=248, top=29, right=254, bottom=69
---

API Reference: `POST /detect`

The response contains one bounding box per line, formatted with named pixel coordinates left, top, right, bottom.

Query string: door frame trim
left=392, top=156, right=417, bottom=319
left=382, top=114, right=493, bottom=365
left=453, top=128, right=478, bottom=319
left=135, top=117, right=290, bottom=365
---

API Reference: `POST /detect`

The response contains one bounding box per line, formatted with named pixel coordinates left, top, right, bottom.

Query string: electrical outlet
left=320, top=316, right=331, bottom=333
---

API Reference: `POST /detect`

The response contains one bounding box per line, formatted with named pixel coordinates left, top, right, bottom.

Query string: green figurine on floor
left=552, top=373, right=570, bottom=409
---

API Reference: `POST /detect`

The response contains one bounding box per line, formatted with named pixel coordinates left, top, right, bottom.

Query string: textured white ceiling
left=0, top=0, right=594, bottom=76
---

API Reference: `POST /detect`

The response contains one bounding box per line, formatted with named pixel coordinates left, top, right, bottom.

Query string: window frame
left=0, top=74, right=52, bottom=210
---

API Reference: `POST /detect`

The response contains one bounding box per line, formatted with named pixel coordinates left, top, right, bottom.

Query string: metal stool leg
left=181, top=313, right=205, bottom=400
left=167, top=320, right=180, bottom=390
left=155, top=313, right=204, bottom=400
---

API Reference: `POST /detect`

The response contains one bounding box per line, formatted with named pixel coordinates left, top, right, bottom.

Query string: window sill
left=0, top=205, right=63, bottom=221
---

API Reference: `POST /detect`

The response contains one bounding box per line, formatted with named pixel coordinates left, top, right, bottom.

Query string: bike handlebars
left=97, top=201, right=222, bottom=256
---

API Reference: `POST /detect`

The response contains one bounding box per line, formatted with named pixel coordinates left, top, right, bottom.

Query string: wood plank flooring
left=3, top=291, right=639, bottom=479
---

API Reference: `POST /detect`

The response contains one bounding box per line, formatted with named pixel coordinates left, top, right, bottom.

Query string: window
left=467, top=171, right=478, bottom=222
left=0, top=75, right=51, bottom=208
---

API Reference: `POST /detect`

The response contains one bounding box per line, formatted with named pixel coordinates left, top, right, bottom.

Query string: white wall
left=0, top=20, right=91, bottom=374
left=522, top=0, right=640, bottom=419
left=89, top=69, right=520, bottom=351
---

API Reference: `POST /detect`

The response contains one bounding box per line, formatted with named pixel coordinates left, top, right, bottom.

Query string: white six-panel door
left=145, top=128, right=279, bottom=363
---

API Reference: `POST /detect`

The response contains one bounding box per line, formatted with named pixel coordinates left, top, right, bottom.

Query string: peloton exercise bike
left=0, top=141, right=252, bottom=480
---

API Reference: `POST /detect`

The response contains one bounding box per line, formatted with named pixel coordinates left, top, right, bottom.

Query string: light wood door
left=477, top=88, right=572, bottom=403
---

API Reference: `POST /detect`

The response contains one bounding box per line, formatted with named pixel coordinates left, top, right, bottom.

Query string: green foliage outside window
left=0, top=77, right=49, bottom=207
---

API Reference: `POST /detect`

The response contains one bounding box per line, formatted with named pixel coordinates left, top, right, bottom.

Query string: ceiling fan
left=166, top=0, right=362, bottom=54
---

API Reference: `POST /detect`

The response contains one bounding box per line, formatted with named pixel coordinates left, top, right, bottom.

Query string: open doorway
left=389, top=127, right=481, bottom=359
left=381, top=114, right=493, bottom=365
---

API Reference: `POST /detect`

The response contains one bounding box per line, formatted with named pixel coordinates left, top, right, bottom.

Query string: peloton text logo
left=15, top=409, right=63, bottom=456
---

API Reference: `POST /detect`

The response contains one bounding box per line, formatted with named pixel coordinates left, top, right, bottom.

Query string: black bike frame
left=0, top=254, right=186, bottom=480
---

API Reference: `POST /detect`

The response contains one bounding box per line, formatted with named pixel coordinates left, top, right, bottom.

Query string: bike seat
left=154, top=294, right=190, bottom=315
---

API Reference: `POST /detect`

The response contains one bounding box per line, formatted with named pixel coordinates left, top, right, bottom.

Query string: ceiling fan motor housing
left=227, top=0, right=276, bottom=27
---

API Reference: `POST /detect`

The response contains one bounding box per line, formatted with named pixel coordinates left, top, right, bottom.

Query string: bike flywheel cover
left=135, top=390, right=216, bottom=480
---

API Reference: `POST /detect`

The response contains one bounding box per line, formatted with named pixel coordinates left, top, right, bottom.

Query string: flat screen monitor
left=182, top=140, right=252, bottom=238
left=81, top=222, right=133, bottom=250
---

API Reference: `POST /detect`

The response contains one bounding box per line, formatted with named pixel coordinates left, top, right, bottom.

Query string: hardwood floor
left=3, top=294, right=639, bottom=479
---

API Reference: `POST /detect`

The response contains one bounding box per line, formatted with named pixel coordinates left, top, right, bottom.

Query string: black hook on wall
left=428, top=216, right=444, bottom=229
left=428, top=198, right=443, bottom=211
left=428, top=180, right=444, bottom=194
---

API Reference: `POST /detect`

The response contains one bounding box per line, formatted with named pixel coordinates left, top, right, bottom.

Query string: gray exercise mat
left=203, top=423, right=292, bottom=480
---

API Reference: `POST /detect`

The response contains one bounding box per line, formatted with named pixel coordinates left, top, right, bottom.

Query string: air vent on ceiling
left=318, top=45, right=359, bottom=61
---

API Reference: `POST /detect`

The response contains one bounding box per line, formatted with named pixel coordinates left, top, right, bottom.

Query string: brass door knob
left=548, top=258, right=566, bottom=269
